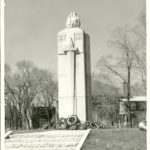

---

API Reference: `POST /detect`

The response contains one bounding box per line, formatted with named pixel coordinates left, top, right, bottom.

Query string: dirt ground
left=81, top=128, right=146, bottom=150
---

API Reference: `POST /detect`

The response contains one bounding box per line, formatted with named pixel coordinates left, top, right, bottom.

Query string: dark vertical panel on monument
left=84, top=33, right=92, bottom=121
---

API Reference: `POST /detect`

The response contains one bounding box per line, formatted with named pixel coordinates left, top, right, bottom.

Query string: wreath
left=67, top=115, right=79, bottom=126
left=58, top=118, right=67, bottom=130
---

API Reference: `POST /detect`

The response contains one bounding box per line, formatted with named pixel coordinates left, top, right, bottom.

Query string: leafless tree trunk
left=127, top=65, right=132, bottom=127
left=97, top=27, right=136, bottom=127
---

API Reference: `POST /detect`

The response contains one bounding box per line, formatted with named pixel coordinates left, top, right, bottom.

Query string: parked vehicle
left=138, top=120, right=147, bottom=131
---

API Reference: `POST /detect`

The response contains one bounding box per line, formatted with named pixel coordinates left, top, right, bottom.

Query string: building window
left=130, top=102, right=136, bottom=111
left=33, top=108, right=39, bottom=115
left=137, top=102, right=146, bottom=111
left=40, top=108, right=46, bottom=115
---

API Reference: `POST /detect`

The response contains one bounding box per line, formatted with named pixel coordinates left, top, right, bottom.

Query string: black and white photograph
left=1, top=0, right=148, bottom=149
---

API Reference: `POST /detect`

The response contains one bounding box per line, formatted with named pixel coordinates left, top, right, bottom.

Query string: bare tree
left=5, top=61, right=40, bottom=130
left=132, top=11, right=146, bottom=87
left=97, top=27, right=136, bottom=127
left=92, top=71, right=121, bottom=96
left=5, top=64, right=18, bottom=129
left=35, top=69, right=58, bottom=128
left=5, top=61, right=58, bottom=130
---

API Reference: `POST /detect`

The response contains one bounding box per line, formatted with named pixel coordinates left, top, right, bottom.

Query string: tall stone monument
left=58, top=12, right=92, bottom=122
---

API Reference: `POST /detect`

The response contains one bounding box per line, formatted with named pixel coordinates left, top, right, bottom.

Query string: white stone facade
left=58, top=13, right=92, bottom=122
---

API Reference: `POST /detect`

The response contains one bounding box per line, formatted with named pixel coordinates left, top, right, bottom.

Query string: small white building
left=119, top=96, right=146, bottom=126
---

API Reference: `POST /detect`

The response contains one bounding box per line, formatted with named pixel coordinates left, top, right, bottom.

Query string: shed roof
left=121, top=96, right=146, bottom=102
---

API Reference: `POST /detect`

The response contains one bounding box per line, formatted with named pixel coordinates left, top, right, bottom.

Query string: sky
left=5, top=0, right=145, bottom=73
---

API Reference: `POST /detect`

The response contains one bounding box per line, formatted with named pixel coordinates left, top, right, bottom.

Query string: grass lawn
left=81, top=128, right=146, bottom=150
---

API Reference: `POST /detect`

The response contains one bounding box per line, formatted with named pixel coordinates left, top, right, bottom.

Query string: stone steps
left=5, top=137, right=81, bottom=143
left=5, top=142, right=78, bottom=148
left=5, top=129, right=90, bottom=150
left=5, top=148, right=75, bottom=150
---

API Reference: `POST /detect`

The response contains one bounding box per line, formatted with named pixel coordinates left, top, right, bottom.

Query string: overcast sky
left=5, top=0, right=145, bottom=73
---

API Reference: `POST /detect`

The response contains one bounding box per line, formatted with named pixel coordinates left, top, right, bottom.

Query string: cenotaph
left=58, top=12, right=92, bottom=122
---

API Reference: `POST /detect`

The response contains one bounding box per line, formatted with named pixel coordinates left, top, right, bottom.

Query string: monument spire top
left=66, top=12, right=81, bottom=28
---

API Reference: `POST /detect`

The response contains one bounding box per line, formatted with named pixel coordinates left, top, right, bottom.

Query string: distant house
left=119, top=96, right=146, bottom=126
left=31, top=95, right=58, bottom=129
left=32, top=106, right=56, bottom=129
left=5, top=104, right=57, bottom=130
left=31, top=98, right=58, bottom=129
